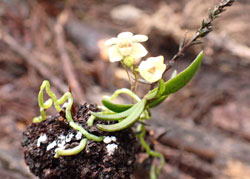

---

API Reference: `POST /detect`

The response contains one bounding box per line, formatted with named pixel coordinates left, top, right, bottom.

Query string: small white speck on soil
left=57, top=134, right=66, bottom=148
left=103, top=136, right=117, bottom=144
left=46, top=141, right=57, bottom=151
left=75, top=132, right=82, bottom=140
left=106, top=143, right=118, bottom=156
left=65, top=133, right=74, bottom=143
left=37, top=134, right=47, bottom=147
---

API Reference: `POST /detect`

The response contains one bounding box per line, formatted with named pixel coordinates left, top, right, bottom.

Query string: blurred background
left=0, top=0, right=249, bottom=178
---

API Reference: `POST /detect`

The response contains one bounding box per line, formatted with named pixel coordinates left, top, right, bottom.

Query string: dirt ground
left=0, top=0, right=250, bottom=178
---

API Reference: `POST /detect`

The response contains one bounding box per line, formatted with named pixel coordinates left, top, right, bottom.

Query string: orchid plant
left=33, top=32, right=204, bottom=179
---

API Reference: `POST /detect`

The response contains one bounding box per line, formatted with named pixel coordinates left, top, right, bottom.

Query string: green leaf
left=97, top=99, right=146, bottom=132
left=92, top=101, right=138, bottom=120
left=162, top=51, right=204, bottom=95
left=101, top=98, right=133, bottom=113
left=155, top=79, right=165, bottom=98
left=148, top=95, right=168, bottom=108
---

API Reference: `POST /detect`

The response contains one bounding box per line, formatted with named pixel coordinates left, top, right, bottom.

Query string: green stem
left=33, top=80, right=64, bottom=122
left=131, top=70, right=139, bottom=93
left=61, top=92, right=74, bottom=123
left=40, top=80, right=62, bottom=111
left=33, top=80, right=103, bottom=142
left=87, top=115, right=96, bottom=127
left=109, top=88, right=141, bottom=102
left=69, top=121, right=103, bottom=142
left=54, top=138, right=88, bottom=158
left=137, top=124, right=165, bottom=179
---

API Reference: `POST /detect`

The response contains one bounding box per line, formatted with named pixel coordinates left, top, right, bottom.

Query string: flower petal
left=138, top=56, right=166, bottom=83
left=147, top=56, right=164, bottom=64
left=108, top=46, right=123, bottom=62
left=139, top=71, right=156, bottom=83
left=138, top=60, right=153, bottom=71
left=105, top=38, right=119, bottom=46
left=155, top=56, right=166, bottom=71
left=117, top=32, right=133, bottom=39
left=132, top=35, right=148, bottom=42
left=142, top=70, right=162, bottom=83
left=118, top=47, right=133, bottom=56
left=138, top=61, right=154, bottom=83
left=130, top=43, right=148, bottom=60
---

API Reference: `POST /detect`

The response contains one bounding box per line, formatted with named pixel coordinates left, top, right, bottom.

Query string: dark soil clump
left=22, top=103, right=139, bottom=179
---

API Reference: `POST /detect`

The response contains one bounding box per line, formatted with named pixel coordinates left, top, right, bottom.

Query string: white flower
left=105, top=32, right=148, bottom=63
left=138, top=56, right=166, bottom=83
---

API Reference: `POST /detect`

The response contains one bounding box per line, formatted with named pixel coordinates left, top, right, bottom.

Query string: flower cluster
left=105, top=32, right=166, bottom=83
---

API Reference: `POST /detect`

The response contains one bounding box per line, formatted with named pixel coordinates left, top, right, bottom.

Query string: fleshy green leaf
left=148, top=95, right=168, bottom=108
left=97, top=99, right=146, bottom=132
left=101, top=98, right=133, bottom=113
left=162, top=51, right=204, bottom=95
left=155, top=79, right=165, bottom=98
left=92, top=101, right=138, bottom=120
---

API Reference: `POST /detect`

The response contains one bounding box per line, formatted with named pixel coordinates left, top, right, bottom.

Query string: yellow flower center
left=118, top=42, right=132, bottom=48
left=118, top=42, right=133, bottom=56
left=148, top=66, right=156, bottom=74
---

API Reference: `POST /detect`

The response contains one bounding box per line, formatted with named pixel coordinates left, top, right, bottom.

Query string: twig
left=0, top=29, right=68, bottom=93
left=165, top=0, right=236, bottom=72
left=54, top=10, right=86, bottom=103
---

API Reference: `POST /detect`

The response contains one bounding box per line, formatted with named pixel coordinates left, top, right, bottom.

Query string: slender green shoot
left=33, top=80, right=66, bottom=122
left=107, top=88, right=141, bottom=102
left=54, top=138, right=88, bottom=158
left=137, top=124, right=165, bottom=179
left=87, top=115, right=96, bottom=127
left=69, top=121, right=103, bottom=141
left=34, top=80, right=103, bottom=143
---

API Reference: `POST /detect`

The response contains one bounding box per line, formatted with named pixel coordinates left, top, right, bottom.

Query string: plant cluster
left=30, top=0, right=237, bottom=178
left=33, top=31, right=203, bottom=178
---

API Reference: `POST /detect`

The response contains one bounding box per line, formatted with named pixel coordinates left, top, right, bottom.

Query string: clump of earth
left=22, top=103, right=140, bottom=179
